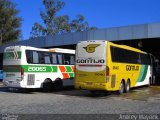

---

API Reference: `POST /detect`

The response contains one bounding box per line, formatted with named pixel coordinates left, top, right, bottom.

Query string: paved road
left=0, top=84, right=160, bottom=115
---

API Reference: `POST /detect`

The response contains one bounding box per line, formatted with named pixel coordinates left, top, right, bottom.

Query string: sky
left=13, top=0, right=160, bottom=40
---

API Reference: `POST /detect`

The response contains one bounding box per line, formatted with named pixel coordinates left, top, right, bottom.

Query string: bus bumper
left=3, top=80, right=22, bottom=88
left=75, top=82, right=108, bottom=91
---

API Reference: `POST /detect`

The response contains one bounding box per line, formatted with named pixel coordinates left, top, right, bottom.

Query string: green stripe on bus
left=3, top=51, right=21, bottom=59
left=22, top=65, right=58, bottom=72
left=51, top=66, right=58, bottom=72
left=65, top=66, right=72, bottom=72
left=3, top=65, right=58, bottom=73
left=137, top=65, right=148, bottom=83
left=69, top=73, right=74, bottom=78
left=3, top=65, right=21, bottom=72
left=17, top=52, right=21, bottom=59
left=3, top=65, right=75, bottom=74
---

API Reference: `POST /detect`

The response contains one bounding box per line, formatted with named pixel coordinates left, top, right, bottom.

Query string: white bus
left=3, top=46, right=75, bottom=91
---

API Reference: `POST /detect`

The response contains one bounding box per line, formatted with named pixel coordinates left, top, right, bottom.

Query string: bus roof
left=78, top=40, right=145, bottom=54
left=109, top=42, right=145, bottom=54
left=4, top=45, right=75, bottom=54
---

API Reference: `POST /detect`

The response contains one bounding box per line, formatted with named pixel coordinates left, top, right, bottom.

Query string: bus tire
left=43, top=79, right=53, bottom=92
left=90, top=91, right=96, bottom=95
left=149, top=77, right=152, bottom=86
left=125, top=80, right=130, bottom=93
left=118, top=80, right=125, bottom=94
left=8, top=87, right=18, bottom=92
left=53, top=79, right=63, bottom=91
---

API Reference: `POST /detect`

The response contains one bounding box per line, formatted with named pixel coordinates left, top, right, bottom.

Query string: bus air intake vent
left=27, top=74, right=35, bottom=85
left=111, top=75, right=116, bottom=88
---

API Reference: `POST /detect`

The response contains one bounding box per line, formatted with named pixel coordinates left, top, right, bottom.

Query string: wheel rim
left=120, top=82, right=124, bottom=93
left=126, top=82, right=130, bottom=92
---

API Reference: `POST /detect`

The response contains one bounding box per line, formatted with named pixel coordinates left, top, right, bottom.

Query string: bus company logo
left=126, top=65, right=139, bottom=71
left=83, top=44, right=100, bottom=53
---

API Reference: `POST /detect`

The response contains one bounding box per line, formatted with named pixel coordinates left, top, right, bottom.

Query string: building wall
left=0, top=23, right=160, bottom=53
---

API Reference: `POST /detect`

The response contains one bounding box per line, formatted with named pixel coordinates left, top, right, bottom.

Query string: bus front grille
left=27, top=74, right=35, bottom=85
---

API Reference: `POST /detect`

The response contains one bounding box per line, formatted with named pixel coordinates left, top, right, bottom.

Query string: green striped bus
left=3, top=46, right=75, bottom=91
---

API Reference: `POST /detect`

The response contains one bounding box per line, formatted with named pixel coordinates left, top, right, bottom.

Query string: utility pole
left=0, top=24, right=3, bottom=43
left=0, top=26, right=3, bottom=44
left=0, top=32, right=2, bottom=43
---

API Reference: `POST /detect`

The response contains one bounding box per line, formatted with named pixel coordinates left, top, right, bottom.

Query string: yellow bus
left=75, top=40, right=152, bottom=94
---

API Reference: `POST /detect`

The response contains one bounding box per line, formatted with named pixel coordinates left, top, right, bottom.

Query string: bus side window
left=33, top=51, right=39, bottom=64
left=140, top=54, right=148, bottom=65
left=138, top=54, right=141, bottom=64
left=39, top=52, right=45, bottom=64
left=44, top=52, right=51, bottom=64
left=70, top=55, right=75, bottom=65
left=57, top=54, right=63, bottom=65
left=52, top=54, right=57, bottom=64
left=63, top=54, right=70, bottom=65
left=26, top=50, right=33, bottom=63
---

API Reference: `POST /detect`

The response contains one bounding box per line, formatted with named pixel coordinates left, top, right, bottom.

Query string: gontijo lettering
left=126, top=65, right=139, bottom=71
left=77, top=59, right=105, bottom=63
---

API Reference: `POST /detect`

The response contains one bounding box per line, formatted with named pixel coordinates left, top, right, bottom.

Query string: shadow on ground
left=0, top=83, right=160, bottom=101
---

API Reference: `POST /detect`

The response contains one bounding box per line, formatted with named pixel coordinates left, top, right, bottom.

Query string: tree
left=0, top=0, right=22, bottom=44
left=30, top=0, right=97, bottom=38
left=70, top=14, right=96, bottom=32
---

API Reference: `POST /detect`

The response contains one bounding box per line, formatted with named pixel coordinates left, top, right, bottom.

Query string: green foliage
left=0, top=0, right=22, bottom=44
left=70, top=14, right=97, bottom=32
left=30, top=0, right=97, bottom=38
